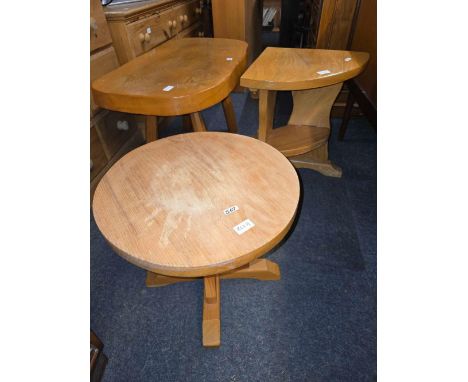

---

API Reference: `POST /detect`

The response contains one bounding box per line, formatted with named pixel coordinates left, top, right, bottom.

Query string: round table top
left=240, top=47, right=369, bottom=91
left=93, top=132, right=300, bottom=277
left=91, top=38, right=247, bottom=116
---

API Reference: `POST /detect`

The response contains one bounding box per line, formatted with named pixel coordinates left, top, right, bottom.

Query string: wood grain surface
left=240, top=47, right=369, bottom=90
left=92, top=38, right=247, bottom=116
left=93, top=132, right=300, bottom=277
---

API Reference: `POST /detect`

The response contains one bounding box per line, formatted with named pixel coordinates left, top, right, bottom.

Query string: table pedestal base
left=258, top=83, right=343, bottom=178
left=288, top=143, right=342, bottom=178
left=145, top=259, right=280, bottom=347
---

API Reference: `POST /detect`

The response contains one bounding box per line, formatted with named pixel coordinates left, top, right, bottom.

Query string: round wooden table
left=92, top=38, right=247, bottom=142
left=240, top=47, right=369, bottom=177
left=93, top=132, right=300, bottom=347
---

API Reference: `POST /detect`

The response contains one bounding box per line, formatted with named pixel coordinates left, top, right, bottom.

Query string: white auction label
left=316, top=69, right=331, bottom=75
left=163, top=85, right=174, bottom=91
left=344, top=57, right=352, bottom=62
left=233, top=219, right=255, bottom=235
left=223, top=205, right=239, bottom=216
left=226, top=57, right=233, bottom=61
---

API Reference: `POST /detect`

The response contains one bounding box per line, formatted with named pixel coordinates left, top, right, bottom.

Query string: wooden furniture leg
left=221, top=95, right=238, bottom=133
left=203, top=275, right=220, bottom=347
left=145, top=115, right=158, bottom=142
left=182, top=114, right=193, bottom=132
left=190, top=112, right=207, bottom=132
left=339, top=89, right=355, bottom=141
left=146, top=259, right=281, bottom=347
left=258, top=89, right=277, bottom=141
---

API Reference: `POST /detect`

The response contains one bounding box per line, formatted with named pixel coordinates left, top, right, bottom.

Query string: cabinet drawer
left=93, top=111, right=138, bottom=160
left=172, top=0, right=201, bottom=33
left=127, top=7, right=176, bottom=57
left=90, top=0, right=113, bottom=52
left=91, top=126, right=108, bottom=180
left=177, top=21, right=202, bottom=39
left=90, top=46, right=120, bottom=115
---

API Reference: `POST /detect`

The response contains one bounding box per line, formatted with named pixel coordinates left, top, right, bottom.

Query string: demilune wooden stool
left=91, top=38, right=247, bottom=142
left=92, top=132, right=300, bottom=347
left=240, top=48, right=369, bottom=177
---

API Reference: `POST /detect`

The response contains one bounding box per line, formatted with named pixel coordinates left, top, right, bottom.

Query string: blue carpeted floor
left=91, top=91, right=376, bottom=381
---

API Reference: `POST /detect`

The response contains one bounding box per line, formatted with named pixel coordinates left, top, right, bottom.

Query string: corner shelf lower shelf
left=265, top=124, right=329, bottom=157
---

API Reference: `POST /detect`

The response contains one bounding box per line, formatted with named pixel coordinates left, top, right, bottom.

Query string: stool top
left=92, top=38, right=247, bottom=116
left=240, top=47, right=369, bottom=91
left=93, top=132, right=300, bottom=277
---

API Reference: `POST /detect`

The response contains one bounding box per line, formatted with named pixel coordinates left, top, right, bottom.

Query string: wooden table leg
left=203, top=275, right=220, bottom=347
left=145, top=259, right=282, bottom=347
left=221, top=95, right=238, bottom=133
left=258, top=89, right=277, bottom=141
left=190, top=112, right=207, bottom=132
left=182, top=114, right=193, bottom=132
left=145, top=115, right=158, bottom=143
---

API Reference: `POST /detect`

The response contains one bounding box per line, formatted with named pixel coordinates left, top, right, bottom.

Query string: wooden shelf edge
left=265, top=124, right=329, bottom=157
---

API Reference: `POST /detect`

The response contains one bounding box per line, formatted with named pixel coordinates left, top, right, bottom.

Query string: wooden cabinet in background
left=211, top=0, right=263, bottom=66
left=308, top=0, right=359, bottom=49
left=90, top=0, right=144, bottom=198
left=103, top=0, right=203, bottom=64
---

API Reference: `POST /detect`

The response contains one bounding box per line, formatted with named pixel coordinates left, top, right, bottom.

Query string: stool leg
left=145, top=115, right=158, bottom=143
left=202, top=275, right=220, bottom=347
left=258, top=89, right=277, bottom=141
left=182, top=114, right=193, bottom=132
left=190, top=112, right=207, bottom=132
left=221, top=95, right=238, bottom=133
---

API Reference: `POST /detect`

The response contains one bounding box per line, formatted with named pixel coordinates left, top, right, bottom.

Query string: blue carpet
left=91, top=92, right=376, bottom=381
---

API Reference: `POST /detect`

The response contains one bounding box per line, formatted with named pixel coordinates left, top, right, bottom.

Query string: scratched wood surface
left=240, top=47, right=369, bottom=91
left=92, top=38, right=247, bottom=116
left=93, top=132, right=300, bottom=277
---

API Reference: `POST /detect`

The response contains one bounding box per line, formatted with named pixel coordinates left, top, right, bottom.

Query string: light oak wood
left=241, top=47, right=369, bottom=177
left=211, top=0, right=262, bottom=66
left=145, top=115, right=158, bottom=142
left=266, top=125, right=329, bottom=157
left=289, top=147, right=343, bottom=178
left=240, top=47, right=369, bottom=91
left=92, top=38, right=245, bottom=143
left=258, top=89, right=277, bottom=141
left=220, top=258, right=280, bottom=281
left=221, top=95, right=238, bottom=133
left=203, top=275, right=220, bottom=347
left=145, top=258, right=281, bottom=287
left=189, top=112, right=206, bottom=132
left=93, top=132, right=300, bottom=278
left=93, top=132, right=299, bottom=347
left=92, top=38, right=247, bottom=117
left=288, top=83, right=343, bottom=128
